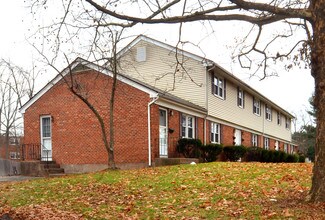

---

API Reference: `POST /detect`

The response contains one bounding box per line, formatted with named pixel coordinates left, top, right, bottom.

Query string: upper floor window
left=213, top=75, right=225, bottom=99
left=181, top=114, right=195, bottom=138
left=253, top=98, right=261, bottom=116
left=285, top=117, right=291, bottom=129
left=237, top=88, right=244, bottom=108
left=264, top=137, right=269, bottom=150
left=277, top=112, right=281, bottom=125
left=210, top=122, right=220, bottom=144
left=265, top=104, right=272, bottom=121
left=252, top=133, right=258, bottom=147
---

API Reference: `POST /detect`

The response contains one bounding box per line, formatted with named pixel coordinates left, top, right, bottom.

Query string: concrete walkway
left=0, top=176, right=43, bottom=182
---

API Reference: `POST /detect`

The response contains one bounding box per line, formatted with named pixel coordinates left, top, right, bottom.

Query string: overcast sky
left=0, top=1, right=315, bottom=130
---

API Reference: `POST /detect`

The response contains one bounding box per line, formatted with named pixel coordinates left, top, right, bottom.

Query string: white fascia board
left=156, top=98, right=207, bottom=118
left=20, top=61, right=82, bottom=114
left=118, top=35, right=214, bottom=66
left=20, top=59, right=158, bottom=114
left=85, top=62, right=158, bottom=98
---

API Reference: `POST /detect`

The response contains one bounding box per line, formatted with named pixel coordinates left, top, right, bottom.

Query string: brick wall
left=24, top=70, right=151, bottom=166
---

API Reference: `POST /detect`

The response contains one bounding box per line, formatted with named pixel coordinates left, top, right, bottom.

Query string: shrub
left=298, top=154, right=306, bottom=163
left=245, top=146, right=262, bottom=162
left=286, top=154, right=299, bottom=163
left=200, top=144, right=223, bottom=162
left=223, top=145, right=247, bottom=162
left=176, top=138, right=202, bottom=158
left=272, top=150, right=281, bottom=163
left=261, top=149, right=272, bottom=162
left=278, top=151, right=288, bottom=162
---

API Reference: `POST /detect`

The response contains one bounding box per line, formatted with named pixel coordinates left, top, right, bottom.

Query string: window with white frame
left=181, top=114, right=195, bottom=138
left=265, top=105, right=272, bottom=121
left=284, top=143, right=288, bottom=153
left=10, top=152, right=20, bottom=160
left=285, top=117, right=291, bottom=129
left=210, top=122, right=220, bottom=143
left=253, top=98, right=261, bottom=116
left=277, top=112, right=281, bottom=125
left=252, top=134, right=258, bottom=147
left=237, top=88, right=244, bottom=108
left=264, top=137, right=269, bottom=150
left=213, top=75, right=225, bottom=99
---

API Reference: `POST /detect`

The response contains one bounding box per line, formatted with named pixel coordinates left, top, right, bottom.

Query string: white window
left=265, top=105, right=272, bottom=121
left=285, top=117, right=291, bottom=129
left=253, top=98, right=260, bottom=116
left=252, top=134, right=258, bottom=147
left=277, top=112, right=281, bottom=125
left=136, top=47, right=146, bottom=62
left=210, top=122, right=220, bottom=144
left=264, top=137, right=269, bottom=150
left=213, top=75, right=225, bottom=99
left=181, top=114, right=195, bottom=138
left=10, top=152, right=20, bottom=160
left=237, top=88, right=244, bottom=108
left=284, top=143, right=288, bottom=153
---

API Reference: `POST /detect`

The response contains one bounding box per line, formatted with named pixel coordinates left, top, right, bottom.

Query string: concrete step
left=45, top=168, right=65, bottom=174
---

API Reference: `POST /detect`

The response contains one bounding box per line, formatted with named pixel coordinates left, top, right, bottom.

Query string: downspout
left=148, top=95, right=159, bottom=167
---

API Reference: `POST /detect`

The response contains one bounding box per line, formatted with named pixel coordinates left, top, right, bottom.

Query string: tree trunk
left=309, top=0, right=325, bottom=202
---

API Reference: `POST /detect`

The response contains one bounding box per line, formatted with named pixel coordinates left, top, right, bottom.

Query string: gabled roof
left=117, top=35, right=214, bottom=66
left=118, top=35, right=293, bottom=118
left=20, top=57, right=206, bottom=114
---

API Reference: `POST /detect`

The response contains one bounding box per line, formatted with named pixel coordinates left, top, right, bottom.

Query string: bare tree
left=0, top=59, right=38, bottom=159
left=28, top=0, right=325, bottom=201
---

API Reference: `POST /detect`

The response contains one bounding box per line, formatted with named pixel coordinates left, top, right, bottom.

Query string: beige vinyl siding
left=208, top=72, right=292, bottom=141
left=119, top=40, right=206, bottom=108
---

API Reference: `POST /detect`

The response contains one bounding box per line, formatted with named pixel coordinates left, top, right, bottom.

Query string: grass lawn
left=0, top=162, right=324, bottom=219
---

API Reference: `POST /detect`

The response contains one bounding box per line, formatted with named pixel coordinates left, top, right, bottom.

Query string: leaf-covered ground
left=0, top=162, right=324, bottom=219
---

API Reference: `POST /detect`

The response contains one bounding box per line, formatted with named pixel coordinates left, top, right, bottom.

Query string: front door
left=159, top=109, right=168, bottom=157
left=41, top=116, right=52, bottom=161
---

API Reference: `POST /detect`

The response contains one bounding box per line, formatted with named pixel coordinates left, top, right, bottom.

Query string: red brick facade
left=22, top=67, right=297, bottom=171
left=24, top=70, right=151, bottom=166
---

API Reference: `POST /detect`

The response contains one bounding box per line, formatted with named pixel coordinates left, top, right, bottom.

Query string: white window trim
left=284, top=143, right=288, bottom=153
left=264, top=137, right=269, bottom=150
left=252, top=134, right=258, bottom=147
left=265, top=105, right=272, bottom=121
left=210, top=122, right=220, bottom=144
left=181, top=114, right=195, bottom=139
left=253, top=98, right=261, bottom=116
left=277, top=112, right=281, bottom=125
left=238, top=88, right=244, bottom=108
left=285, top=117, right=291, bottom=130
left=213, top=75, right=225, bottom=99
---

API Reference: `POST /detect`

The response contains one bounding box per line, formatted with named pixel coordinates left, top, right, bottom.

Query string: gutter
left=148, top=95, right=159, bottom=167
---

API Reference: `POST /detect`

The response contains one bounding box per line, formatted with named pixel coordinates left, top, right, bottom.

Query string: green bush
left=261, top=149, right=272, bottom=162
left=272, top=150, right=281, bottom=163
left=298, top=155, right=306, bottom=163
left=176, top=138, right=202, bottom=158
left=278, top=151, right=288, bottom=162
left=200, top=144, right=223, bottom=162
left=245, top=146, right=262, bottom=162
left=286, top=154, right=299, bottom=163
left=223, top=145, right=247, bottom=162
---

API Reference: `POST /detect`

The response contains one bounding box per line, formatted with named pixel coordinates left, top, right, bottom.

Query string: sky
left=0, top=1, right=315, bottom=130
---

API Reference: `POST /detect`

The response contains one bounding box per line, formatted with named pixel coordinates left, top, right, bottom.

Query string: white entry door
left=159, top=109, right=168, bottom=157
left=234, top=129, right=242, bottom=145
left=41, top=116, right=52, bottom=161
